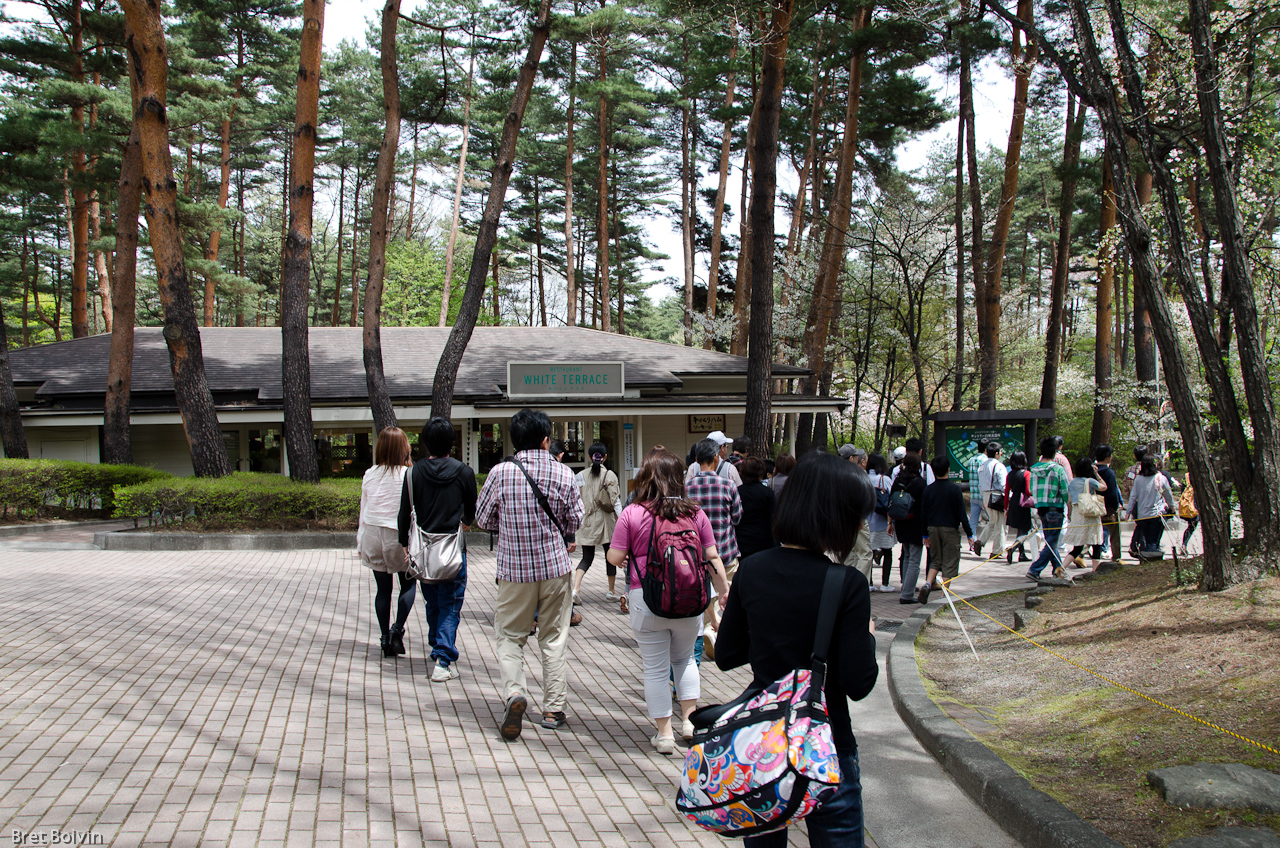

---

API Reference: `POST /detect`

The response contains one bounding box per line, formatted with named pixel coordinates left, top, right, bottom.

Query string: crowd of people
left=352, top=411, right=1192, bottom=848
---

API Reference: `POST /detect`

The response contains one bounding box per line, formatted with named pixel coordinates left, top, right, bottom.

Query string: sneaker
left=569, top=611, right=583, bottom=627
left=899, top=597, right=922, bottom=605
left=651, top=734, right=676, bottom=755
left=605, top=591, right=621, bottom=602
left=431, top=662, right=458, bottom=683
left=680, top=719, right=695, bottom=744
left=916, top=584, right=931, bottom=604
left=540, top=711, right=567, bottom=730
left=1025, top=569, right=1040, bottom=582
left=500, top=694, right=527, bottom=741
left=572, top=592, right=582, bottom=606
left=1052, top=566, right=1066, bottom=579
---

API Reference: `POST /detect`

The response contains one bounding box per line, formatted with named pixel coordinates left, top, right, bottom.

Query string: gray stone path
left=0, top=542, right=1040, bottom=847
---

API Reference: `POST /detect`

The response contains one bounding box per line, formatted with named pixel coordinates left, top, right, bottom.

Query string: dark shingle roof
left=10, top=326, right=809, bottom=407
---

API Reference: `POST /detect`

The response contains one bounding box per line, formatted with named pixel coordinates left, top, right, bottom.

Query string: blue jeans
left=420, top=553, right=467, bottom=667
left=744, top=750, right=863, bottom=848
left=1029, top=508, right=1063, bottom=576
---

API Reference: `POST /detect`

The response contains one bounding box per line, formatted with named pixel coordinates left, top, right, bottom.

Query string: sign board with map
left=946, top=426, right=1025, bottom=481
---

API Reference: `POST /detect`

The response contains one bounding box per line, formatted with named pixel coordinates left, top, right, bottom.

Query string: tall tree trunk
left=797, top=7, right=873, bottom=444
left=743, top=0, right=794, bottom=456
left=69, top=0, right=90, bottom=339
left=279, top=0, right=325, bottom=482
left=441, top=44, right=474, bottom=327
left=406, top=123, right=417, bottom=239
left=680, top=64, right=695, bottom=346
left=534, top=177, right=546, bottom=325
left=730, top=74, right=759, bottom=358
left=596, top=32, right=611, bottom=333
left=362, top=0, right=401, bottom=436
left=1039, top=96, right=1085, bottom=413
left=348, top=176, right=361, bottom=326
left=103, top=113, right=142, bottom=466
left=0, top=298, right=29, bottom=458
left=1189, top=0, right=1280, bottom=558
left=203, top=76, right=241, bottom=327
left=1089, top=156, right=1116, bottom=448
left=704, top=18, right=738, bottom=348
left=118, top=0, right=231, bottom=477
left=563, top=19, right=578, bottom=326
left=430, top=0, right=553, bottom=419
left=88, top=63, right=112, bottom=335
left=780, top=38, right=825, bottom=331
left=332, top=160, right=345, bottom=326
left=978, top=0, right=1035, bottom=409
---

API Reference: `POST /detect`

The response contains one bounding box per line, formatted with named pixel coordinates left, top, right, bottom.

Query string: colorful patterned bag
left=676, top=565, right=847, bottom=836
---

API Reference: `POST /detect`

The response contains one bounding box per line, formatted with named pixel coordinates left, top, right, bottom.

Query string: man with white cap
left=687, top=430, right=742, bottom=486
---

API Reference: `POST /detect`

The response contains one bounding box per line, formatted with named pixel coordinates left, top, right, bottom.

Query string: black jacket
left=920, top=478, right=973, bottom=536
left=891, top=473, right=928, bottom=545
left=397, top=456, right=478, bottom=546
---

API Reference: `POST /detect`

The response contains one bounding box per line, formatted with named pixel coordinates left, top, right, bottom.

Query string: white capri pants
left=627, top=587, right=701, bottom=719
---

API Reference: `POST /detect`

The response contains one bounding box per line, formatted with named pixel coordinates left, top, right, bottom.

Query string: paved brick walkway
left=1, top=547, right=868, bottom=848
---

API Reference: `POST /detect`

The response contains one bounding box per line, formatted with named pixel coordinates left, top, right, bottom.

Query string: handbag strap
left=808, top=564, right=848, bottom=699
left=510, top=455, right=566, bottom=538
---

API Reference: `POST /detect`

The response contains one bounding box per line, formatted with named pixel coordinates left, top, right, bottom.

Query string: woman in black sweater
left=735, top=455, right=777, bottom=559
left=715, top=451, right=879, bottom=848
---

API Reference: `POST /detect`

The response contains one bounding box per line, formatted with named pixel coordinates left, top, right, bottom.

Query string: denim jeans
left=1136, top=517, right=1165, bottom=553
left=898, top=544, right=923, bottom=601
left=420, top=552, right=468, bottom=667
left=744, top=750, right=863, bottom=848
left=1029, top=508, right=1064, bottom=576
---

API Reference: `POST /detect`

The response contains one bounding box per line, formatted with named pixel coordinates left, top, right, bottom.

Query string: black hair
left=1095, top=444, right=1113, bottom=462
left=686, top=444, right=698, bottom=466
left=986, top=442, right=1000, bottom=458
left=694, top=438, right=719, bottom=466
left=929, top=455, right=951, bottom=478
left=1074, top=455, right=1096, bottom=479
left=1140, top=454, right=1158, bottom=477
left=902, top=454, right=923, bottom=477
left=868, top=453, right=890, bottom=476
left=904, top=437, right=924, bottom=454
left=1134, top=444, right=1147, bottom=461
left=510, top=408, right=552, bottom=452
left=549, top=439, right=567, bottom=457
left=773, top=451, right=873, bottom=563
left=733, top=435, right=751, bottom=454
left=588, top=441, right=608, bottom=477
left=422, top=417, right=456, bottom=458
left=1039, top=436, right=1057, bottom=460
left=974, top=439, right=988, bottom=453
left=1009, top=451, right=1028, bottom=471
left=1054, top=435, right=1065, bottom=449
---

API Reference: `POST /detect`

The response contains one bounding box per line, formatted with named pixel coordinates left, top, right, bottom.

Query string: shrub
left=0, top=458, right=171, bottom=518
left=112, top=472, right=361, bottom=530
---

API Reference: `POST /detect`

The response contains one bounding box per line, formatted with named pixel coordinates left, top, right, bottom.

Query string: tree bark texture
left=703, top=18, right=738, bottom=348
left=279, top=0, right=325, bottom=481
left=742, top=0, right=794, bottom=457
left=0, top=298, right=29, bottom=459
left=596, top=31, right=611, bottom=334
left=1089, top=156, right=1116, bottom=448
left=103, top=118, right=142, bottom=466
left=978, top=0, right=1035, bottom=410
left=362, top=0, right=401, bottom=436
left=1189, top=0, right=1280, bottom=558
left=680, top=88, right=695, bottom=346
left=119, top=0, right=231, bottom=478
left=441, top=45, right=474, bottom=327
left=203, top=79, right=240, bottom=327
left=1039, top=96, right=1085, bottom=414
left=564, top=32, right=578, bottom=326
left=430, top=0, right=553, bottom=419
left=70, top=0, right=90, bottom=339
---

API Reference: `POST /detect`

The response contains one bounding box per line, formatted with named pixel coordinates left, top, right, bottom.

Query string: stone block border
left=0, top=519, right=130, bottom=538
left=94, top=528, right=496, bottom=551
left=887, top=596, right=1126, bottom=848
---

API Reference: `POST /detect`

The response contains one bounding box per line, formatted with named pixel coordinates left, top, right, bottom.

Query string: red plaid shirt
left=475, top=450, right=584, bottom=583
left=685, top=470, right=743, bottom=562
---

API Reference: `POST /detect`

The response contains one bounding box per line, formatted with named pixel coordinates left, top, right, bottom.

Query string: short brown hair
left=374, top=427, right=411, bottom=468
left=631, top=449, right=699, bottom=521
left=740, top=456, right=765, bottom=484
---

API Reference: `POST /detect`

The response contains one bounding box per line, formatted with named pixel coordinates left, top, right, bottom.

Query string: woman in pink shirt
left=608, top=450, right=730, bottom=755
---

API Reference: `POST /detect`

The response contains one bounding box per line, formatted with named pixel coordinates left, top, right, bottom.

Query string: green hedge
left=0, top=458, right=171, bottom=518
left=112, top=472, right=361, bottom=530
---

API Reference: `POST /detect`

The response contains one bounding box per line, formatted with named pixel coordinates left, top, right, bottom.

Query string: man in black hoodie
left=916, top=456, right=975, bottom=604
left=399, top=416, right=478, bottom=683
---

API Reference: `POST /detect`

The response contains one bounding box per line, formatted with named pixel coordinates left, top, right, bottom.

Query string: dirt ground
left=916, top=560, right=1280, bottom=848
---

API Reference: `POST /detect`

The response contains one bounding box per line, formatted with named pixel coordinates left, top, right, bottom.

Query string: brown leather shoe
left=569, top=611, right=583, bottom=627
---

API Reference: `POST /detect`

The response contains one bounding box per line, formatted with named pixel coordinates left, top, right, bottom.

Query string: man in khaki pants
left=475, top=409, right=584, bottom=741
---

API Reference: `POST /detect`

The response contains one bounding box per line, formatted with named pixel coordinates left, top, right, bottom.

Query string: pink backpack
left=638, top=509, right=711, bottom=618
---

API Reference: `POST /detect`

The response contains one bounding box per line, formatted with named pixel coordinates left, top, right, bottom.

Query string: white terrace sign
left=506, top=361, right=625, bottom=399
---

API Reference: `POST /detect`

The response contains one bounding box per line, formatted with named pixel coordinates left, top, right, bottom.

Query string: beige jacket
left=577, top=467, right=620, bottom=546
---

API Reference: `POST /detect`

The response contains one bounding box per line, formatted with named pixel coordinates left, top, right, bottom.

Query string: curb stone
left=94, top=529, right=495, bottom=551
left=888, top=596, right=1126, bottom=848
left=0, top=519, right=131, bottom=538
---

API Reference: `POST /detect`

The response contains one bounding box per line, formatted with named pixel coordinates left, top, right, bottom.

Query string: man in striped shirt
left=476, top=408, right=584, bottom=741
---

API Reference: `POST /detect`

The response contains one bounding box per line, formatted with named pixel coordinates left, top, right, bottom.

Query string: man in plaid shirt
left=966, top=440, right=988, bottom=544
left=685, top=439, right=743, bottom=573
left=476, top=409, right=584, bottom=741
left=1026, top=436, right=1070, bottom=581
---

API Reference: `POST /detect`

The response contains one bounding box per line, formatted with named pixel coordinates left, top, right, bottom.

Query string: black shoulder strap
left=510, top=456, right=566, bottom=537
left=808, top=564, right=848, bottom=699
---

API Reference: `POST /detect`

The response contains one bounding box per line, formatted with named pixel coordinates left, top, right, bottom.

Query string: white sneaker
left=651, top=734, right=676, bottom=755
left=605, top=591, right=621, bottom=602
left=572, top=592, right=582, bottom=606
left=431, top=662, right=458, bottom=683
left=680, top=719, right=695, bottom=744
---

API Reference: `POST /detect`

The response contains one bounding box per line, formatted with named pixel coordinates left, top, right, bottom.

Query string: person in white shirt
left=357, top=427, right=416, bottom=658
left=975, top=443, right=1008, bottom=556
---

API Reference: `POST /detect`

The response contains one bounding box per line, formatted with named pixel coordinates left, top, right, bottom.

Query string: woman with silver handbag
left=398, top=417, right=478, bottom=683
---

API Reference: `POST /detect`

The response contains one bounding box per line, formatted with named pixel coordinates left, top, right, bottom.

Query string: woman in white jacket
left=572, top=442, right=621, bottom=603
left=357, top=427, right=416, bottom=657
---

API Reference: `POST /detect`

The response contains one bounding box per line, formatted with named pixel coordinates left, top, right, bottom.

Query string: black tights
left=373, top=572, right=417, bottom=638
left=876, top=548, right=893, bottom=585
left=576, top=544, right=615, bottom=576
